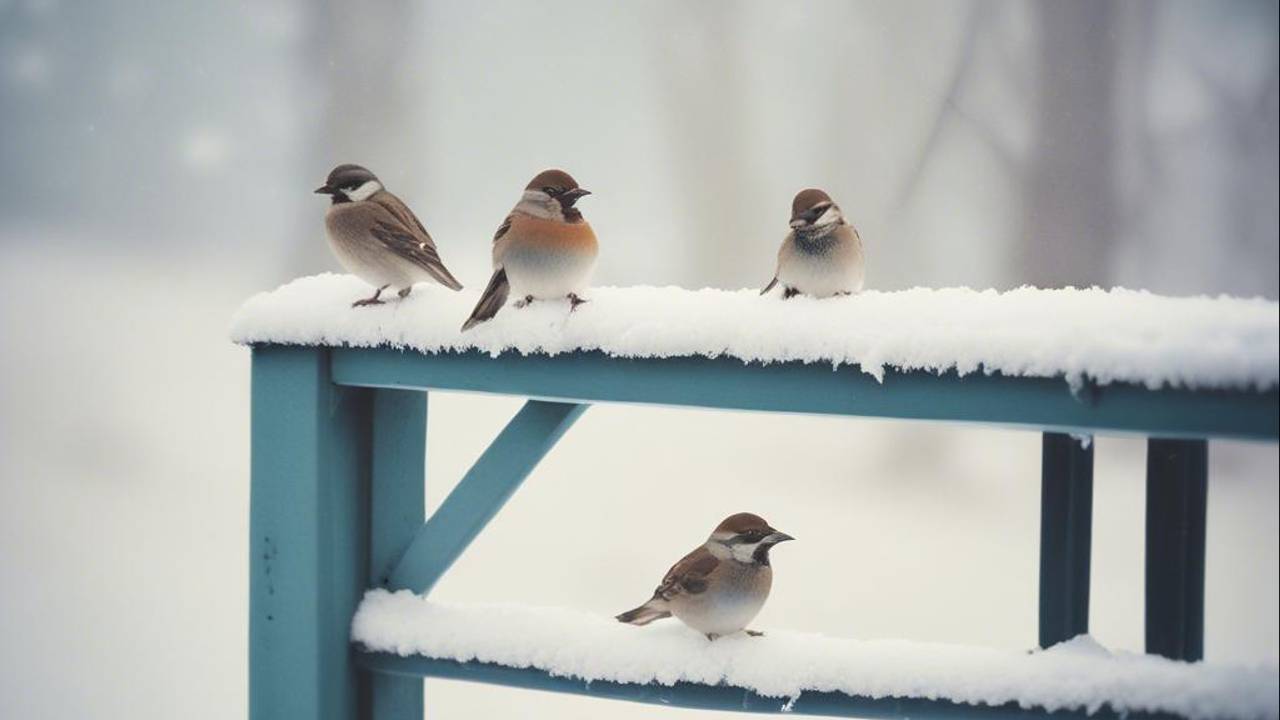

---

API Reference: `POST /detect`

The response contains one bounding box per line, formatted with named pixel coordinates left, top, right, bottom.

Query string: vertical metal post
left=1038, top=432, right=1094, bottom=648
left=388, top=400, right=588, bottom=593
left=1145, top=438, right=1208, bottom=661
left=250, top=346, right=371, bottom=720
left=365, top=388, right=428, bottom=720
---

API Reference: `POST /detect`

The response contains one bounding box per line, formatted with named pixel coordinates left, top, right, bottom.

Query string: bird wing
left=761, top=234, right=793, bottom=295
left=490, top=213, right=515, bottom=266
left=493, top=214, right=513, bottom=243
left=366, top=193, right=464, bottom=290
left=654, top=545, right=720, bottom=599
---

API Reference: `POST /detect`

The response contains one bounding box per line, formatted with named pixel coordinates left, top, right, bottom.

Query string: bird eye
left=542, top=186, right=559, bottom=196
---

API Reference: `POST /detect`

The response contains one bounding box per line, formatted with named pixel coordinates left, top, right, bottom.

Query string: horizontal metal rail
left=356, top=652, right=1183, bottom=720
left=248, top=344, right=1278, bottom=720
left=329, top=347, right=1279, bottom=441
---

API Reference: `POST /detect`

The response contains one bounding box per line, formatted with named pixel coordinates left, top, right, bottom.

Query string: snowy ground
left=1, top=245, right=1277, bottom=720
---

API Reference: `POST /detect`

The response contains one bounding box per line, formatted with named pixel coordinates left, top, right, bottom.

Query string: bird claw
left=746, top=630, right=765, bottom=637
left=567, top=293, right=588, bottom=311
left=353, top=285, right=389, bottom=307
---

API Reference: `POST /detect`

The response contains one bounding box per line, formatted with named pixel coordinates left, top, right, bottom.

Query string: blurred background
left=1, top=1, right=1276, bottom=718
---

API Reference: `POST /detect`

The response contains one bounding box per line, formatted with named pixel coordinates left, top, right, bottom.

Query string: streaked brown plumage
left=462, top=169, right=598, bottom=331
left=316, top=164, right=462, bottom=307
left=762, top=188, right=864, bottom=299
left=616, top=513, right=795, bottom=640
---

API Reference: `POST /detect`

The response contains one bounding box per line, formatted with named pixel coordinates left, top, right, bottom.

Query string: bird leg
left=513, top=295, right=535, bottom=309
left=353, top=285, right=390, bottom=307
left=397, top=286, right=413, bottom=299
left=746, top=630, right=766, bottom=637
left=705, top=633, right=720, bottom=641
left=567, top=293, right=588, bottom=311
left=782, top=287, right=801, bottom=300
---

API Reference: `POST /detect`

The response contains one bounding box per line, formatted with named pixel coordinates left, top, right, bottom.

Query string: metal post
left=1145, top=438, right=1208, bottom=661
left=250, top=346, right=371, bottom=720
left=366, top=389, right=428, bottom=719
left=1038, top=432, right=1094, bottom=648
left=388, top=400, right=588, bottom=593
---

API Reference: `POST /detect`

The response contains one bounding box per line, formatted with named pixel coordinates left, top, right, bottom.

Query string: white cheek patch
left=515, top=190, right=560, bottom=220
left=731, top=542, right=762, bottom=563
left=346, top=180, right=383, bottom=202
left=814, top=205, right=842, bottom=226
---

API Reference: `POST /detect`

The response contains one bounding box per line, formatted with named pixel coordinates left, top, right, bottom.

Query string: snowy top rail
left=352, top=591, right=1279, bottom=720
left=231, top=274, right=1279, bottom=392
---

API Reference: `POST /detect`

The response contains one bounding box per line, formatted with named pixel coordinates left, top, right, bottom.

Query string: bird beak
left=766, top=531, right=795, bottom=544
left=314, top=185, right=333, bottom=195
left=561, top=188, right=591, bottom=207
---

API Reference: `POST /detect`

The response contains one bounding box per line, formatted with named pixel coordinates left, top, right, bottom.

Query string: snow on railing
left=241, top=275, right=1278, bottom=720
left=232, top=274, right=1279, bottom=392
left=352, top=590, right=1279, bottom=720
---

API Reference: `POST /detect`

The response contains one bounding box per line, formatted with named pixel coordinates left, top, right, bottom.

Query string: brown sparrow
left=616, top=513, right=794, bottom=640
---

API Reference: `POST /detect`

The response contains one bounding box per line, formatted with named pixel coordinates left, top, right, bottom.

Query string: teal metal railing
left=248, top=344, right=1279, bottom=720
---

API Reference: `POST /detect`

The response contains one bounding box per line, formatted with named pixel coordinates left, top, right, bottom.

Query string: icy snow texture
left=352, top=591, right=1278, bottom=720
left=230, top=274, right=1279, bottom=391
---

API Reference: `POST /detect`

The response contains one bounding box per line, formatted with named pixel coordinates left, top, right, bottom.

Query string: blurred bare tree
left=291, top=1, right=422, bottom=276
left=652, top=1, right=763, bottom=289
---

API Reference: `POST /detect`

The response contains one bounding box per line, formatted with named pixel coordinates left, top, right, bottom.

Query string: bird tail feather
left=461, top=267, right=510, bottom=332
left=616, top=599, right=671, bottom=626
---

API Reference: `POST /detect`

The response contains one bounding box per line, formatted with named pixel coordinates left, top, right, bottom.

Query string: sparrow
left=616, top=512, right=795, bottom=640
left=461, top=169, right=597, bottom=331
left=314, top=163, right=463, bottom=307
left=761, top=188, right=864, bottom=299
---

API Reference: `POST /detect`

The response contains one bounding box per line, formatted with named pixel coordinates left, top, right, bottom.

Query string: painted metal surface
left=247, top=343, right=1275, bottom=719
left=356, top=653, right=1183, bottom=720
left=387, top=400, right=588, bottom=593
left=330, top=348, right=1278, bottom=441
left=1145, top=439, right=1208, bottom=661
left=367, top=389, right=427, bottom=719
left=1038, top=432, right=1094, bottom=648
left=250, top=346, right=371, bottom=720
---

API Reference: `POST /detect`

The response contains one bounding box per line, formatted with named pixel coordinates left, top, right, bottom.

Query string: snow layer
left=231, top=274, right=1280, bottom=391
left=352, top=591, right=1278, bottom=720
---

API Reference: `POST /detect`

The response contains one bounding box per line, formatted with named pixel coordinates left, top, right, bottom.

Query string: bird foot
left=567, top=293, right=588, bottom=311
left=782, top=287, right=801, bottom=300
left=397, top=286, right=412, bottom=299
left=746, top=630, right=765, bottom=637
left=353, top=285, right=390, bottom=307
left=705, top=633, right=720, bottom=641
left=513, top=295, right=535, bottom=309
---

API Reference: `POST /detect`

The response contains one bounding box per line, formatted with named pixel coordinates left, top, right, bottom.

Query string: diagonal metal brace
left=387, top=399, right=588, bottom=593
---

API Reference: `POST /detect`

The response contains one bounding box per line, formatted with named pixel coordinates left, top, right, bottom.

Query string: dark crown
left=791, top=188, right=833, bottom=219
left=326, top=163, right=379, bottom=190
left=714, top=512, right=772, bottom=534
left=525, top=169, right=579, bottom=191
